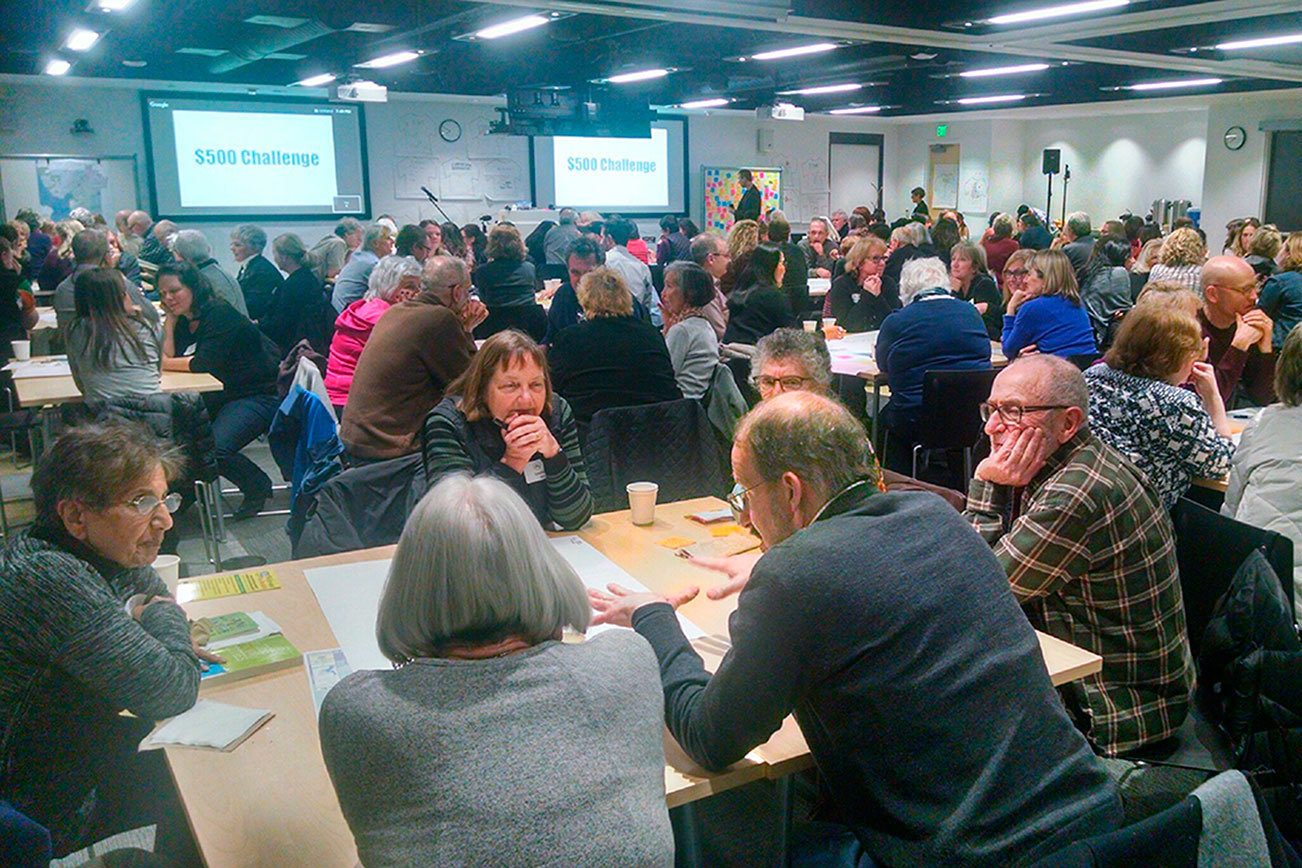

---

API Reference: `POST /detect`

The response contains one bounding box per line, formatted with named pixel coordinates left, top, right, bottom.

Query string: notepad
left=145, top=700, right=273, bottom=752
left=200, top=634, right=302, bottom=686
left=175, top=569, right=280, bottom=603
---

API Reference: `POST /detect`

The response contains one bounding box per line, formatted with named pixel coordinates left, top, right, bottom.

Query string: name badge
left=851, top=293, right=861, bottom=304
left=523, top=458, right=547, bottom=484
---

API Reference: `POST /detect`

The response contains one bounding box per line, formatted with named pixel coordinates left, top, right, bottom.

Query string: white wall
left=1201, top=92, right=1302, bottom=245
left=890, top=106, right=1207, bottom=230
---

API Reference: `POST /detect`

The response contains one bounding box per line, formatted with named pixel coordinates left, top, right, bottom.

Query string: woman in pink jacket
left=325, top=255, right=423, bottom=418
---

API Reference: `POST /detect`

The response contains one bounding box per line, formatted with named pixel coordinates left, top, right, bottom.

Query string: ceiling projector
left=336, top=81, right=388, bottom=103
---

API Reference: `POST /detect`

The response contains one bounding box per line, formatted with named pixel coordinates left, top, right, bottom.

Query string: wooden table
left=11, top=363, right=222, bottom=408
left=169, top=497, right=1101, bottom=866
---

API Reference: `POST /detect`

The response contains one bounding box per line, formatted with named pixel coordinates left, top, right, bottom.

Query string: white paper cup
left=11, top=341, right=30, bottom=361
left=822, top=318, right=836, bottom=330
left=803, top=320, right=817, bottom=333
left=153, top=554, right=181, bottom=595
left=626, top=481, right=659, bottom=526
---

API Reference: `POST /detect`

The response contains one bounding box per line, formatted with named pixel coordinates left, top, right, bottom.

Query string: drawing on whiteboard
left=394, top=114, right=436, bottom=158
left=394, top=157, right=439, bottom=201
left=960, top=172, right=989, bottom=214
left=931, top=167, right=960, bottom=209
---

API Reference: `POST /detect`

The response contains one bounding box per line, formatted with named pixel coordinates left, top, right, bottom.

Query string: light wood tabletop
left=12, top=363, right=222, bottom=408
left=829, top=331, right=1008, bottom=381
left=170, top=496, right=1101, bottom=866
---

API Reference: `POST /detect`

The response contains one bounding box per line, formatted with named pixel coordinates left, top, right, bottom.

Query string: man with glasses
left=1200, top=255, right=1276, bottom=405
left=751, top=327, right=831, bottom=401
left=689, top=230, right=731, bottom=340
left=395, top=224, right=431, bottom=264
left=590, top=391, right=1121, bottom=865
left=341, top=255, right=485, bottom=463
left=964, top=354, right=1193, bottom=757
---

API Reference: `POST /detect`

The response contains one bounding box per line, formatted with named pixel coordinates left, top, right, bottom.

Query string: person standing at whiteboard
left=731, top=169, right=762, bottom=223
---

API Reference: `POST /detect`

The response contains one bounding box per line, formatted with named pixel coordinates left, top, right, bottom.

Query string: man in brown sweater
left=341, top=255, right=486, bottom=461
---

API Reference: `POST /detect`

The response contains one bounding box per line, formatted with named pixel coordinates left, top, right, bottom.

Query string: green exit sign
left=936, top=124, right=948, bottom=137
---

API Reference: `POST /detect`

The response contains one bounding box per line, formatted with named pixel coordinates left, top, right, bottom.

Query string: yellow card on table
left=176, top=570, right=280, bottom=604
left=709, top=523, right=748, bottom=537
left=657, top=536, right=696, bottom=549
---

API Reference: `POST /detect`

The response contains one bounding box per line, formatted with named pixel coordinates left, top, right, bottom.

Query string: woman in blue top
left=1001, top=249, right=1098, bottom=360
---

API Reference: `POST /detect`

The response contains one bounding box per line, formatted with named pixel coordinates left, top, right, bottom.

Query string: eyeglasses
left=709, top=250, right=732, bottom=260
left=1217, top=281, right=1259, bottom=297
left=1005, top=269, right=1030, bottom=278
left=754, top=375, right=811, bottom=392
left=124, top=492, right=183, bottom=516
left=726, top=479, right=772, bottom=515
left=979, top=401, right=1072, bottom=424
left=868, top=255, right=888, bottom=263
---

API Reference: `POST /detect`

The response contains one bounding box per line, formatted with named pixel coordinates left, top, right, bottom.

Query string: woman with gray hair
left=319, top=474, right=673, bottom=866
left=875, top=256, right=992, bottom=471
left=229, top=223, right=282, bottom=321
left=325, top=255, right=423, bottom=415
left=260, top=232, right=332, bottom=356
left=171, top=228, right=248, bottom=316
left=752, top=327, right=833, bottom=400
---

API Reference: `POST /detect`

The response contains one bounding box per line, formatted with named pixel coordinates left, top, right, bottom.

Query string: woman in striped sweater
left=421, top=330, right=593, bottom=531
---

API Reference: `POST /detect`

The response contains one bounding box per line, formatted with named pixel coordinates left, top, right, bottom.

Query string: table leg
left=870, top=381, right=883, bottom=457
left=776, top=774, right=794, bottom=868
left=670, top=802, right=704, bottom=868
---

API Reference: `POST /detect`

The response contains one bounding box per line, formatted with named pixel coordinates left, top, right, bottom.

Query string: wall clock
left=1223, top=126, right=1246, bottom=151
left=439, top=118, right=462, bottom=143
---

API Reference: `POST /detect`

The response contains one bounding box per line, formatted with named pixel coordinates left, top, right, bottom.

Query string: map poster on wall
left=37, top=159, right=109, bottom=219
left=702, top=166, right=782, bottom=232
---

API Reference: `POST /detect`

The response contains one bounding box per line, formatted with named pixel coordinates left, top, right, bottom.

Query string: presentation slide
left=532, top=119, right=686, bottom=214
left=143, top=94, right=368, bottom=220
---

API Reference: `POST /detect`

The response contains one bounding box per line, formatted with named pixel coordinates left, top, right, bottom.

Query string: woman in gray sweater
left=0, top=423, right=204, bottom=858
left=319, top=474, right=674, bottom=867
left=66, top=267, right=162, bottom=402
left=662, top=261, right=722, bottom=399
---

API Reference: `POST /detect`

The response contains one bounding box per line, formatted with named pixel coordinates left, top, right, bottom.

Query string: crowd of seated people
left=5, top=191, right=1302, bottom=866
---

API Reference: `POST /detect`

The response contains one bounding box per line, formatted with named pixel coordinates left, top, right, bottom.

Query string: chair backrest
left=1067, top=353, right=1100, bottom=371
left=538, top=263, right=568, bottom=281
left=915, top=368, right=999, bottom=451
left=584, top=398, right=728, bottom=513
left=1172, top=496, right=1295, bottom=656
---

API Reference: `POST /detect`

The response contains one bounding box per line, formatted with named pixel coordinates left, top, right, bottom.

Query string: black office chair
left=473, top=304, right=548, bottom=343
left=584, top=398, right=729, bottom=513
left=1067, top=353, right=1100, bottom=371
left=1171, top=497, right=1294, bottom=659
left=909, top=368, right=999, bottom=485
left=537, top=263, right=568, bottom=281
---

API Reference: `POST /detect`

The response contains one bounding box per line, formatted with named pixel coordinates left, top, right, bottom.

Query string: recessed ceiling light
left=121, top=59, right=146, bottom=67
left=476, top=14, right=551, bottom=39
left=605, top=68, right=671, bottom=84
left=989, top=0, right=1127, bottom=26
left=829, top=105, right=882, bottom=114
left=345, top=22, right=398, bottom=34
left=176, top=47, right=228, bottom=57
left=95, top=0, right=134, bottom=10
left=959, top=62, right=1050, bottom=78
left=750, top=42, right=839, bottom=61
left=1126, top=77, right=1222, bottom=91
left=64, top=29, right=100, bottom=51
left=294, top=73, right=336, bottom=87
left=243, top=15, right=308, bottom=28
left=45, top=58, right=72, bottom=76
left=1215, top=32, right=1302, bottom=51
left=957, top=93, right=1026, bottom=105
left=679, top=97, right=731, bottom=109
left=355, top=50, right=420, bottom=69
left=777, top=82, right=861, bottom=96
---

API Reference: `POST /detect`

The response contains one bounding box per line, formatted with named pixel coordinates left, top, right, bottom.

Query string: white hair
left=365, top=255, right=423, bottom=302
left=171, top=229, right=212, bottom=262
left=899, top=256, right=950, bottom=305
left=375, top=474, right=591, bottom=663
left=901, top=221, right=929, bottom=247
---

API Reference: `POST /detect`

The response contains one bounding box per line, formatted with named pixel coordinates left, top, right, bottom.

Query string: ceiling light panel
left=959, top=63, right=1049, bottom=78
left=989, top=0, right=1127, bottom=26
left=750, top=42, right=839, bottom=61
left=355, top=50, right=420, bottom=69
left=777, top=83, right=861, bottom=95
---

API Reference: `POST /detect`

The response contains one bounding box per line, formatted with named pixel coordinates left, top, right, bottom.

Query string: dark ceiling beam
left=460, top=0, right=1302, bottom=83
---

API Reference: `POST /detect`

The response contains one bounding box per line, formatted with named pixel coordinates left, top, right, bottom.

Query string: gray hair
left=362, top=223, right=391, bottom=254
left=366, top=255, right=423, bottom=302
left=71, top=228, right=110, bottom=265
left=558, top=208, right=578, bottom=225
left=423, top=254, right=469, bottom=300
left=899, top=256, right=950, bottom=305
left=171, top=229, right=211, bottom=263
left=334, top=217, right=363, bottom=240
left=231, top=224, right=267, bottom=252
left=376, top=474, right=591, bottom=663
left=735, top=392, right=877, bottom=504
left=271, top=232, right=308, bottom=266
left=753, top=328, right=832, bottom=392
left=689, top=230, right=725, bottom=266
left=901, top=221, right=928, bottom=247
left=69, top=207, right=94, bottom=224
left=308, top=235, right=348, bottom=281
left=1066, top=211, right=1091, bottom=240
left=951, top=240, right=989, bottom=274
left=1008, top=354, right=1090, bottom=426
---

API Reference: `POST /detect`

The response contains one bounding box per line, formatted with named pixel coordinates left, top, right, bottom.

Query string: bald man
left=964, top=355, right=1192, bottom=757
left=592, top=391, right=1120, bottom=865
left=138, top=218, right=176, bottom=266
left=1200, top=255, right=1276, bottom=405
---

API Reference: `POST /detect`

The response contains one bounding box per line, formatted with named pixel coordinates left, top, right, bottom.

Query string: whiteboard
left=0, top=154, right=139, bottom=221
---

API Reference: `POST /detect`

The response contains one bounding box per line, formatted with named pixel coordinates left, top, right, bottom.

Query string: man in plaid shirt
left=964, top=355, right=1194, bottom=756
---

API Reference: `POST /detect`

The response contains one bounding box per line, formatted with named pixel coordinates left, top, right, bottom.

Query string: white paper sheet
left=305, top=538, right=704, bottom=671
left=305, top=648, right=353, bottom=716
left=145, top=699, right=272, bottom=751
left=3, top=356, right=71, bottom=378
